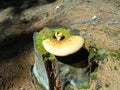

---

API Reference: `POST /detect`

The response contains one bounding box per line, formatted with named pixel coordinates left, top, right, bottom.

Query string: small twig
left=31, top=80, right=37, bottom=90
left=100, top=8, right=120, bottom=14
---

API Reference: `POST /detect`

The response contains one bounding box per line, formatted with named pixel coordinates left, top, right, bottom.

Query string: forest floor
left=0, top=0, right=120, bottom=90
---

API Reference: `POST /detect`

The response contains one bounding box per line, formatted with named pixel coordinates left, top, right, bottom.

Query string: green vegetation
left=87, top=0, right=91, bottom=3
left=86, top=39, right=96, bottom=47
left=111, top=49, right=120, bottom=59
left=90, top=73, right=97, bottom=80
left=86, top=39, right=108, bottom=62
left=113, top=31, right=120, bottom=38
left=65, top=82, right=90, bottom=90
left=35, top=27, right=71, bottom=60
left=17, top=63, right=23, bottom=69
left=117, top=2, right=120, bottom=7
left=88, top=45, right=108, bottom=63
left=80, top=82, right=90, bottom=89
left=35, top=29, right=54, bottom=54
left=96, top=48, right=108, bottom=60
left=105, top=83, right=111, bottom=88
left=114, top=66, right=118, bottom=70
left=65, top=84, right=73, bottom=90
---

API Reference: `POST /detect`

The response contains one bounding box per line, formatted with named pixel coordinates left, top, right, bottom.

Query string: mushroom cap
left=42, top=35, right=84, bottom=56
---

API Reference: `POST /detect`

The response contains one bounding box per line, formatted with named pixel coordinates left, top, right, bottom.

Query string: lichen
left=35, top=27, right=71, bottom=60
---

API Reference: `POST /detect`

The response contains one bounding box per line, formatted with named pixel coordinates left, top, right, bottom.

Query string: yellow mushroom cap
left=42, top=36, right=84, bottom=56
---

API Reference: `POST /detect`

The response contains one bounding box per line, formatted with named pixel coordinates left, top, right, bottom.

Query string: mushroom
left=42, top=35, right=84, bottom=56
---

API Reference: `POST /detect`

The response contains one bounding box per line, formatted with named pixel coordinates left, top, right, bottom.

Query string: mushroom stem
left=55, top=32, right=64, bottom=41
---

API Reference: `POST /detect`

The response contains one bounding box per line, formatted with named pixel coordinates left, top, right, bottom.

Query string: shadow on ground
left=0, top=0, right=56, bottom=13
left=0, top=32, right=33, bottom=60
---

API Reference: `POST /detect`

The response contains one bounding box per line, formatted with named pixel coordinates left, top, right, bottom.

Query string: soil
left=0, top=0, right=120, bottom=90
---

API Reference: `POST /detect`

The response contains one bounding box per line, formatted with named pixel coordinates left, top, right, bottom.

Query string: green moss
left=42, top=53, right=55, bottom=61
left=80, top=82, right=90, bottom=89
left=35, top=29, right=54, bottom=54
left=35, top=27, right=71, bottom=60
